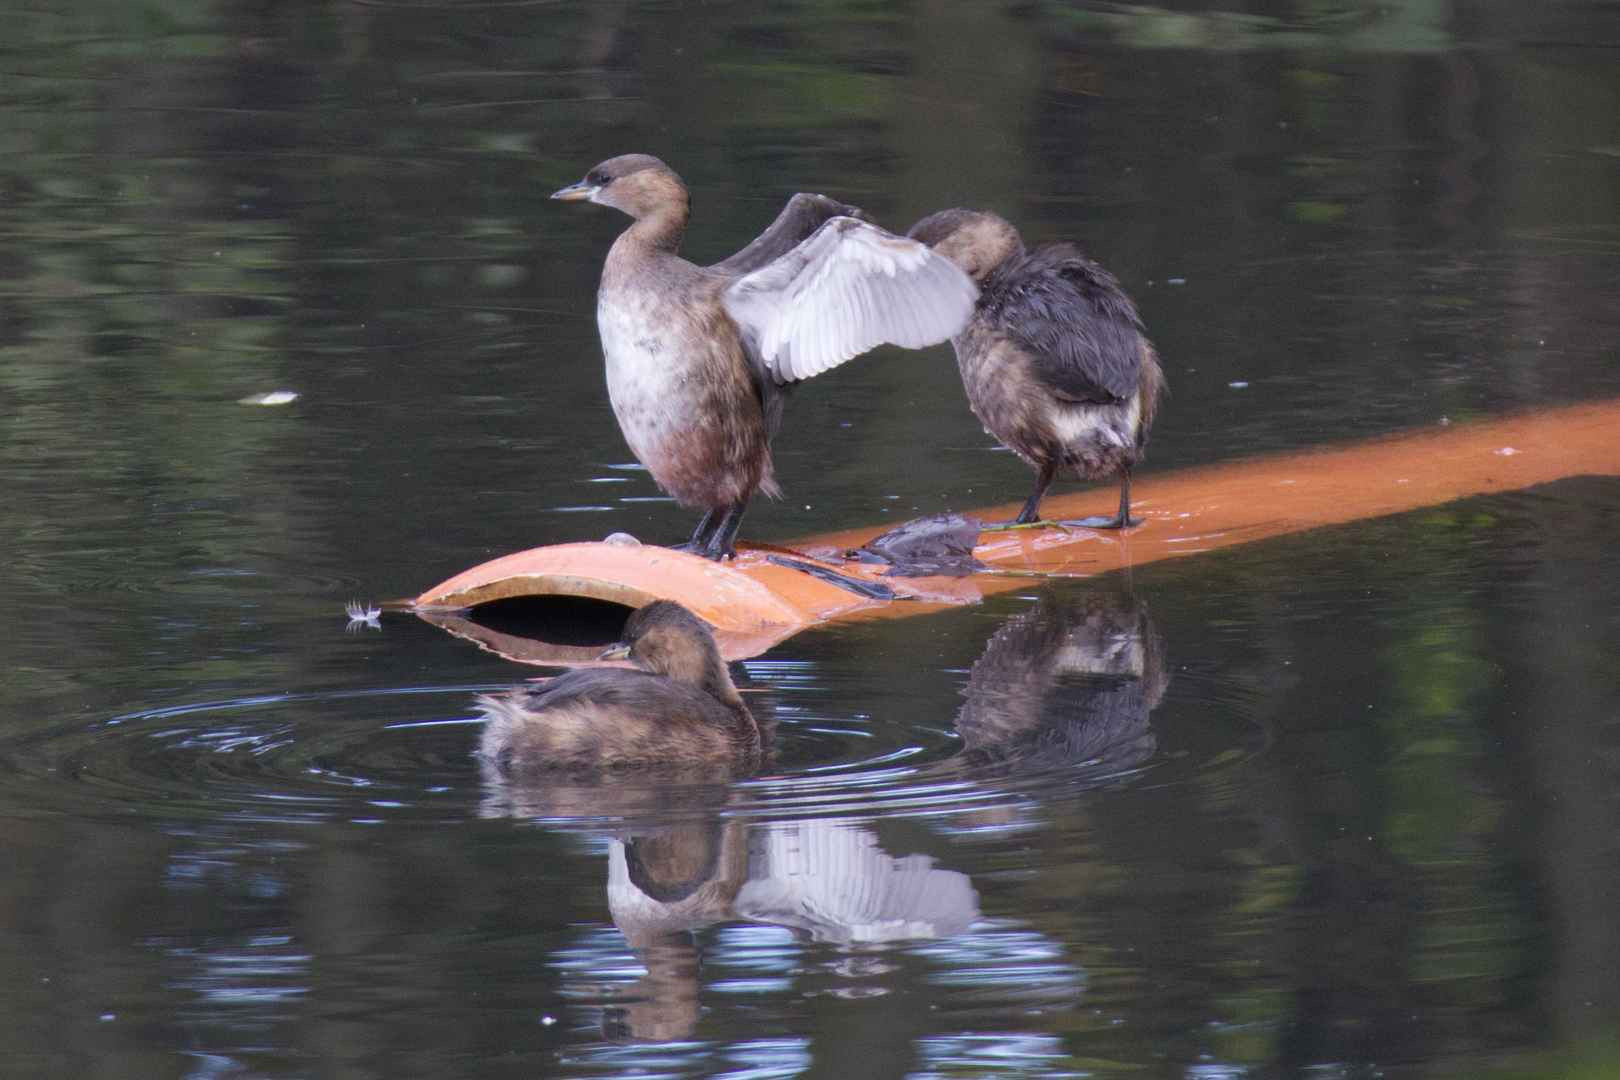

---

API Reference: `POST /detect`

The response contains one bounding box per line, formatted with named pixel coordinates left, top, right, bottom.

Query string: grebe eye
left=587, top=170, right=611, bottom=187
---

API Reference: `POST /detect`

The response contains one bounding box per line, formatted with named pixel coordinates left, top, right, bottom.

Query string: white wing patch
left=721, top=217, right=979, bottom=384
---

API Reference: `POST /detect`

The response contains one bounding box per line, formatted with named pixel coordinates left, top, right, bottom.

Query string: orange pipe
left=414, top=398, right=1620, bottom=658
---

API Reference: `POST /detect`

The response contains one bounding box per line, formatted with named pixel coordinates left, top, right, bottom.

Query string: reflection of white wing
left=722, top=217, right=978, bottom=384
left=734, top=820, right=979, bottom=943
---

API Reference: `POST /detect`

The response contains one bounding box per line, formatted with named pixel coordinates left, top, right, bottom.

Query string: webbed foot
left=979, top=518, right=1076, bottom=534
left=1058, top=512, right=1141, bottom=530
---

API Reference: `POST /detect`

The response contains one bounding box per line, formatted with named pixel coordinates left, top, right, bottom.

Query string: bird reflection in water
left=953, top=589, right=1167, bottom=778
left=605, top=816, right=746, bottom=1041
left=475, top=642, right=979, bottom=1042
left=605, top=815, right=977, bottom=1040
left=480, top=764, right=978, bottom=1040
left=474, top=587, right=1164, bottom=1040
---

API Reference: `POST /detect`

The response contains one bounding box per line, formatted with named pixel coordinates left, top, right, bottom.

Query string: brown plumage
left=955, top=590, right=1166, bottom=770
left=476, top=600, right=761, bottom=772
left=603, top=817, right=749, bottom=1040
left=552, top=154, right=977, bottom=558
left=908, top=209, right=1165, bottom=529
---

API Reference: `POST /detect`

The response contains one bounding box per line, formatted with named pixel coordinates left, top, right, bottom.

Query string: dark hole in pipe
left=465, top=595, right=634, bottom=648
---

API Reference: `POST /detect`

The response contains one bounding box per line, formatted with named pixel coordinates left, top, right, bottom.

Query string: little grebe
left=476, top=600, right=760, bottom=771
left=553, top=154, right=978, bottom=558
left=907, top=209, right=1165, bottom=529
left=954, top=590, right=1165, bottom=769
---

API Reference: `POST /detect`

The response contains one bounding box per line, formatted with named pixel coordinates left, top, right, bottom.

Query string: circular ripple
left=0, top=669, right=1265, bottom=830
left=0, top=687, right=489, bottom=826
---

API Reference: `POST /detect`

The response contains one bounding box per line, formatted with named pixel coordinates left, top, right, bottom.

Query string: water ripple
left=0, top=687, right=490, bottom=826
left=0, top=669, right=1259, bottom=831
left=0, top=585, right=1266, bottom=829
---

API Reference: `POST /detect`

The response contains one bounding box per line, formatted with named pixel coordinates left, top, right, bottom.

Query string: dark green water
left=3, top=2, right=1619, bottom=1076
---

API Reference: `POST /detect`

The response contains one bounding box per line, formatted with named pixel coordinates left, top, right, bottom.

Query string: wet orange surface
left=415, top=397, right=1620, bottom=649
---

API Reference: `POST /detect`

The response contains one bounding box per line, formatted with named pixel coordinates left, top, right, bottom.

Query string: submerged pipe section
left=415, top=398, right=1620, bottom=657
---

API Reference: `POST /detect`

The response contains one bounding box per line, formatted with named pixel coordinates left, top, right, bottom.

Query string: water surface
left=3, top=2, right=1619, bottom=1076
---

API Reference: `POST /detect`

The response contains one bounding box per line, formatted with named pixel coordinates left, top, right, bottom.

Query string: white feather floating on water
left=239, top=390, right=300, bottom=406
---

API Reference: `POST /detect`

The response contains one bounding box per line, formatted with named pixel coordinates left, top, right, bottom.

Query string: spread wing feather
left=709, top=192, right=867, bottom=276
left=988, top=244, right=1145, bottom=405
left=722, top=217, right=978, bottom=385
